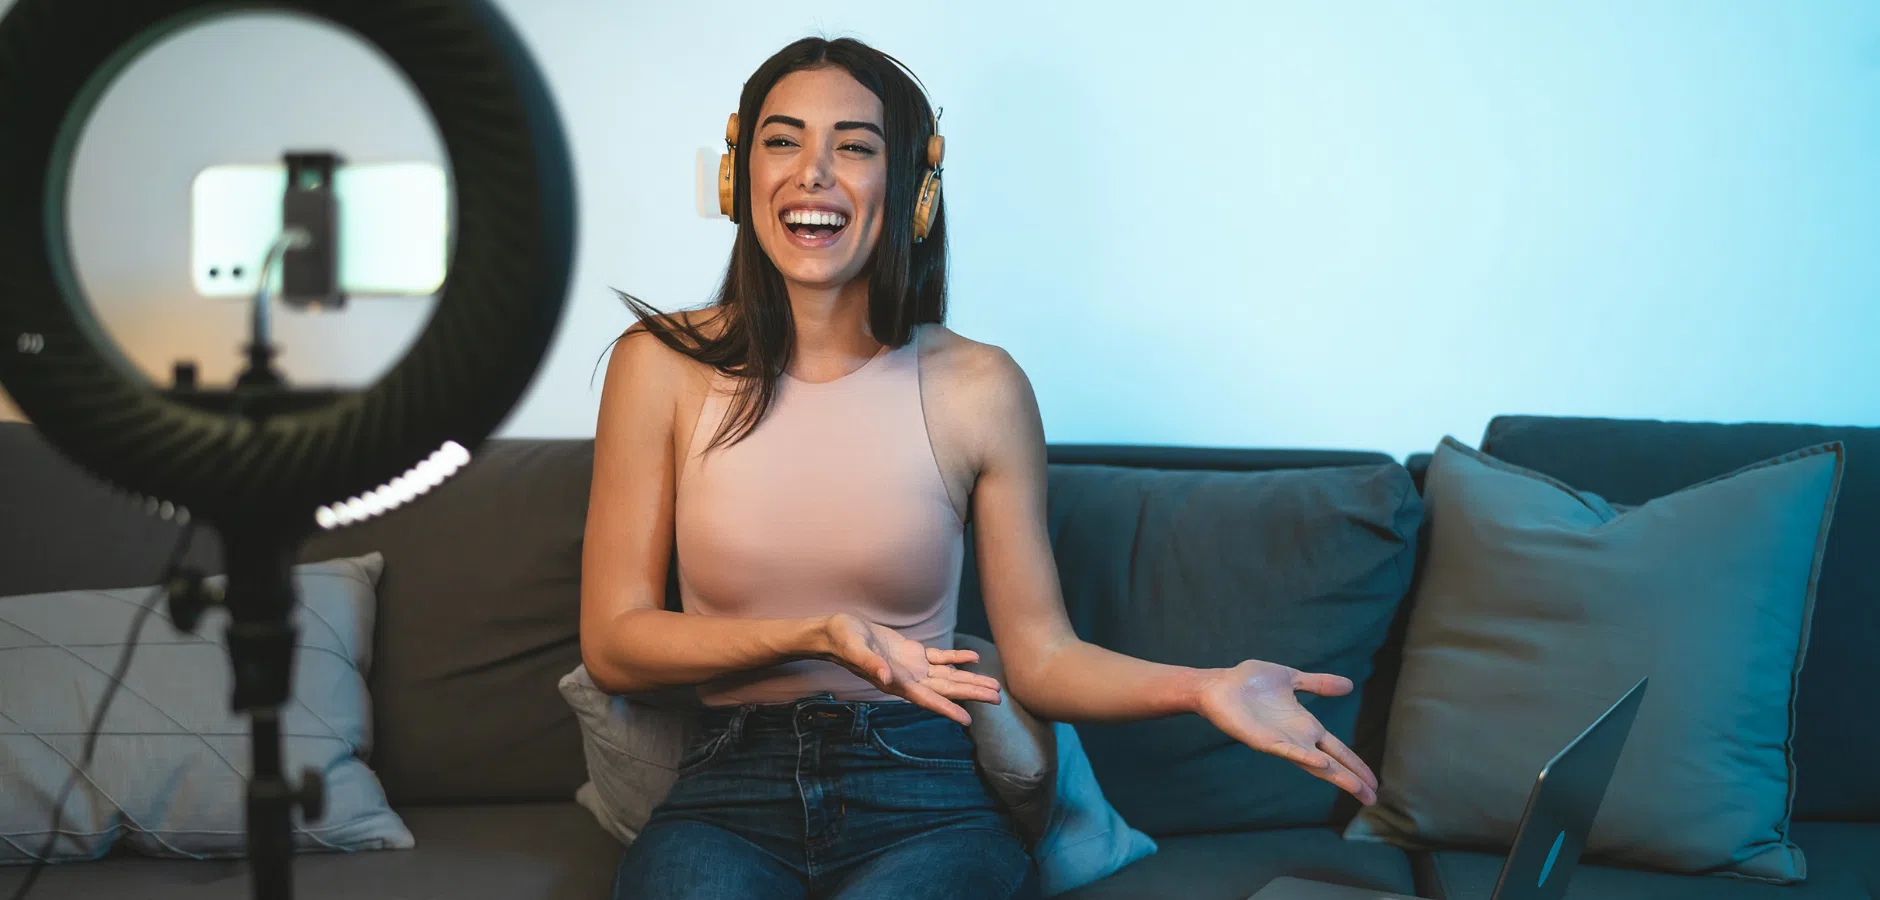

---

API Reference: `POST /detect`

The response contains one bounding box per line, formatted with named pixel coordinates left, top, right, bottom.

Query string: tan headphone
left=718, top=109, right=946, bottom=243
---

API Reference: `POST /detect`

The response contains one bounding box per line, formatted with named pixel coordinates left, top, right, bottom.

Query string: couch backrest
left=15, top=414, right=1870, bottom=823
left=0, top=423, right=225, bottom=597
left=0, top=423, right=598, bottom=807
left=958, top=447, right=1422, bottom=836
left=297, top=439, right=597, bottom=806
left=5, top=424, right=1423, bottom=820
left=1479, top=415, right=1880, bottom=822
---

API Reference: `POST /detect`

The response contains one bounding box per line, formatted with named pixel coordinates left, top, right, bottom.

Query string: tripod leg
left=246, top=709, right=294, bottom=900
left=223, top=530, right=314, bottom=900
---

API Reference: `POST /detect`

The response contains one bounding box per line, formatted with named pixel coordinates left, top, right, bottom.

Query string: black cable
left=7, top=519, right=198, bottom=900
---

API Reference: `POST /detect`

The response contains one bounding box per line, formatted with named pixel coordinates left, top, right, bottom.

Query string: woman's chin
left=775, top=262, right=866, bottom=292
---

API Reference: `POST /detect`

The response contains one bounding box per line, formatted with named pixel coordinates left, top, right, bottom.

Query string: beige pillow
left=955, top=632, right=1055, bottom=842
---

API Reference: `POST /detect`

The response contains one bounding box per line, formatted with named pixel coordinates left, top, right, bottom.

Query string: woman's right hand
left=819, top=613, right=1003, bottom=725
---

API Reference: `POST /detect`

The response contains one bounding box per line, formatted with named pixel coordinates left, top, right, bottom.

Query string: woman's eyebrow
left=834, top=121, right=884, bottom=138
left=759, top=114, right=884, bottom=139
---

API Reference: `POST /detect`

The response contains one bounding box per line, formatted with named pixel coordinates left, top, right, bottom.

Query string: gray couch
left=0, top=414, right=1874, bottom=899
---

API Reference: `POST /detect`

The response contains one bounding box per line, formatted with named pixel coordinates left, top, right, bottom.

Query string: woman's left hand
left=1194, top=660, right=1379, bottom=806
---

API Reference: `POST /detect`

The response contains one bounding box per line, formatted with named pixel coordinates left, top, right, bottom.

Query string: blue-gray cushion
left=1346, top=438, right=1843, bottom=883
left=1479, top=414, right=1880, bottom=821
left=952, top=633, right=1157, bottom=896
left=964, top=462, right=1421, bottom=836
left=1034, top=722, right=1158, bottom=896
left=0, top=553, right=411, bottom=863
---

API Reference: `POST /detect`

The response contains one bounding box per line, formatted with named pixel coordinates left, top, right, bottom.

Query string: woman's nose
left=796, top=146, right=835, bottom=191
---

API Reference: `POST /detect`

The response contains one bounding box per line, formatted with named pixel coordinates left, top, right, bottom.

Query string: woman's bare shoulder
left=613, top=306, right=728, bottom=381
left=597, top=307, right=734, bottom=437
left=916, top=324, right=1035, bottom=407
left=620, top=305, right=729, bottom=349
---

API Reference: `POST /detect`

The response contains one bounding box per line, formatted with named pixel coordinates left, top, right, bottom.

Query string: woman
left=580, top=36, right=1377, bottom=900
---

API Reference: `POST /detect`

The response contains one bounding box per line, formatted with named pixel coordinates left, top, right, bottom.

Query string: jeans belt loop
left=727, top=703, right=752, bottom=745
left=851, top=702, right=871, bottom=742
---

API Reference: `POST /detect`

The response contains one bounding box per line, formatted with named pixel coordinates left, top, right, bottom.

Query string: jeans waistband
left=699, top=693, right=936, bottom=743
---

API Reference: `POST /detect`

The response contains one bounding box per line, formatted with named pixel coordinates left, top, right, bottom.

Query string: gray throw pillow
left=0, top=553, right=412, bottom=864
left=1344, top=438, right=1842, bottom=884
left=557, top=665, right=697, bottom=846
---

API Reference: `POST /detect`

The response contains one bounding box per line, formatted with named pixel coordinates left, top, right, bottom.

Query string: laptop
left=1250, top=677, right=1648, bottom=900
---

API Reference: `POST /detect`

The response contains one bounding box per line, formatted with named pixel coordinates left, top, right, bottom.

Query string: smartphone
left=190, top=161, right=451, bottom=299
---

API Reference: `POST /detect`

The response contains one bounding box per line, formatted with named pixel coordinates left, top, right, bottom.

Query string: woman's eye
left=762, top=137, right=797, bottom=148
left=841, top=144, right=877, bottom=155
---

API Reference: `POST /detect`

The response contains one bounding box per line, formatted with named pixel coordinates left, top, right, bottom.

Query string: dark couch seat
left=1413, top=821, right=1880, bottom=899
left=1062, top=827, right=1417, bottom=900
left=3, top=815, right=1423, bottom=900
left=0, top=803, right=623, bottom=900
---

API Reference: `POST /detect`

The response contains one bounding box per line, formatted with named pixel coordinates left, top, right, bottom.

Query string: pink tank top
left=675, top=329, right=964, bottom=706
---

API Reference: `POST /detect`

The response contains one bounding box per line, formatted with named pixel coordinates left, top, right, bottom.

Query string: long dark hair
left=609, top=37, right=948, bottom=452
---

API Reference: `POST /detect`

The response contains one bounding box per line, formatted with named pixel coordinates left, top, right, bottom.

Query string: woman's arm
left=961, top=348, right=1213, bottom=720
left=578, top=324, right=829, bottom=693
left=578, top=325, right=1002, bottom=723
left=963, top=348, right=1377, bottom=805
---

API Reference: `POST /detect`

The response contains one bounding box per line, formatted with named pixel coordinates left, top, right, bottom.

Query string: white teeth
left=783, top=208, right=847, bottom=228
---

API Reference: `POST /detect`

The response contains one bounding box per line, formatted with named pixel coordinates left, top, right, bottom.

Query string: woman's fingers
left=1291, top=755, right=1376, bottom=805
left=1269, top=730, right=1374, bottom=803
left=1271, top=732, right=1375, bottom=805
left=926, top=647, right=980, bottom=666
left=836, top=633, right=993, bottom=718
left=831, top=637, right=894, bottom=686
left=928, top=664, right=1001, bottom=693
left=900, top=679, right=973, bottom=726
left=1292, top=671, right=1354, bottom=698
left=1206, top=711, right=1326, bottom=771
left=1319, top=732, right=1377, bottom=793
left=927, top=676, right=1003, bottom=705
left=1243, top=728, right=1375, bottom=805
left=1273, top=741, right=1333, bottom=770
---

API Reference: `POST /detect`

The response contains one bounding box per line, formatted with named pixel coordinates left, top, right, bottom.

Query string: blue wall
left=928, top=2, right=1880, bottom=458
left=3, top=2, right=1875, bottom=460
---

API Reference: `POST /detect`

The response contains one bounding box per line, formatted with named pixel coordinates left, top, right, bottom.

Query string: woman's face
left=747, top=66, right=888, bottom=293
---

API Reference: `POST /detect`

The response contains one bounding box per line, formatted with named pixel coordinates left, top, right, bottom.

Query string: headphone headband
left=718, top=56, right=945, bottom=242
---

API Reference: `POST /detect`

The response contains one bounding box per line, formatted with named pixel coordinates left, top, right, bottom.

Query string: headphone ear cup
left=912, top=170, right=941, bottom=243
left=719, top=112, right=740, bottom=222
left=718, top=151, right=737, bottom=222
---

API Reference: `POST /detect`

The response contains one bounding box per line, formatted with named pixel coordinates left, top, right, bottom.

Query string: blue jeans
left=611, top=693, right=1040, bottom=899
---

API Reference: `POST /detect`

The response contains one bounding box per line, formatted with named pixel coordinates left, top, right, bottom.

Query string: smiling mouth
left=780, top=208, right=849, bottom=244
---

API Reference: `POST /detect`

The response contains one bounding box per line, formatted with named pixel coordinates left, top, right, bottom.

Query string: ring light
left=0, top=2, right=576, bottom=897
left=0, top=0, right=573, bottom=523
